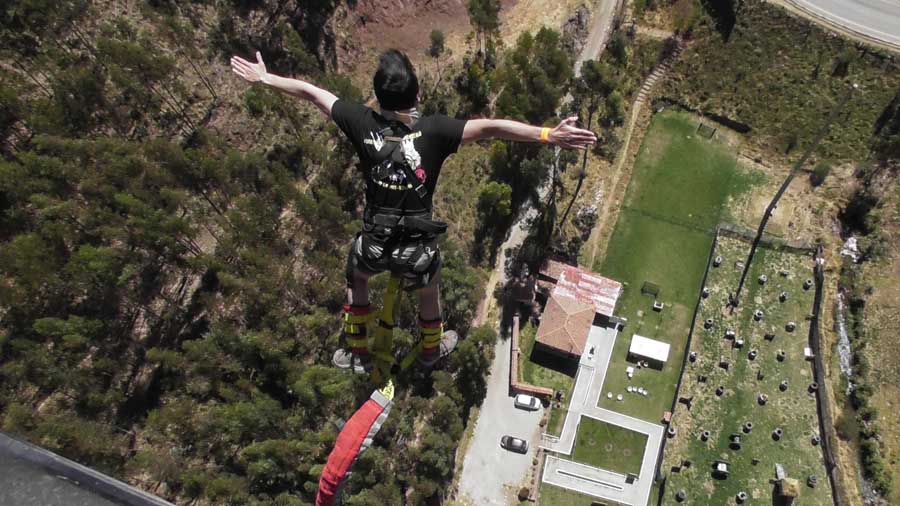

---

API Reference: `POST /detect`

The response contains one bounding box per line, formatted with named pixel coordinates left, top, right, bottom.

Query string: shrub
left=244, top=87, right=271, bottom=117
left=518, top=486, right=531, bottom=500
left=858, top=405, right=878, bottom=422
left=478, top=181, right=513, bottom=218
left=835, top=413, right=858, bottom=441
left=851, top=382, right=873, bottom=409
left=810, top=162, right=831, bottom=187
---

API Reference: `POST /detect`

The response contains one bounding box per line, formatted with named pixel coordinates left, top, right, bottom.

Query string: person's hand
left=549, top=116, right=597, bottom=149
left=231, top=51, right=268, bottom=84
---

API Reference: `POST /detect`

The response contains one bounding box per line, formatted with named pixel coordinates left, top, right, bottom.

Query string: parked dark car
left=500, top=435, right=528, bottom=454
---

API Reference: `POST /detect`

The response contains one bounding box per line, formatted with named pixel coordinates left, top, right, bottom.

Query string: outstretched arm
left=231, top=52, right=338, bottom=118
left=461, top=116, right=597, bottom=150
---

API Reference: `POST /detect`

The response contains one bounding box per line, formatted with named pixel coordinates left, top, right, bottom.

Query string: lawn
left=659, top=235, right=833, bottom=505
left=572, top=417, right=648, bottom=477
left=591, top=109, right=759, bottom=422
left=538, top=483, right=604, bottom=506
left=546, top=380, right=575, bottom=437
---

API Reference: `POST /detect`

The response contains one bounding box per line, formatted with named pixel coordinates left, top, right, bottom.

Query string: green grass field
left=538, top=484, right=603, bottom=505
left=659, top=235, right=833, bottom=504
left=592, top=110, right=760, bottom=422
left=572, top=417, right=648, bottom=476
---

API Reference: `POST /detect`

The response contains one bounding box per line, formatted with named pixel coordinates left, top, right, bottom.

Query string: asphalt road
left=783, top=0, right=900, bottom=49
left=457, top=337, right=545, bottom=506
left=1, top=457, right=119, bottom=506
left=0, top=432, right=174, bottom=506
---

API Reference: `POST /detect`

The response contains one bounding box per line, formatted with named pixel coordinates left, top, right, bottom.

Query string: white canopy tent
left=629, top=334, right=671, bottom=364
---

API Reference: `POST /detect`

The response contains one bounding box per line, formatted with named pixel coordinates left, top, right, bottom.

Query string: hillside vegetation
left=662, top=0, right=900, bottom=163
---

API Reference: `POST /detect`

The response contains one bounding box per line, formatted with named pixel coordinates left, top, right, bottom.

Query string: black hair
left=373, top=49, right=419, bottom=111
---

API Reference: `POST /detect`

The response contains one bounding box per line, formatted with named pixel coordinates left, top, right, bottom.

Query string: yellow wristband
left=540, top=127, right=551, bottom=143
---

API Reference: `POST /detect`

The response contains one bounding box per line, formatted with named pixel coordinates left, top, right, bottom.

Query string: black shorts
left=345, top=228, right=442, bottom=290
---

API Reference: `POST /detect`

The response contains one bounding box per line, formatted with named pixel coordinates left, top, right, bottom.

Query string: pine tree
left=466, top=0, right=501, bottom=58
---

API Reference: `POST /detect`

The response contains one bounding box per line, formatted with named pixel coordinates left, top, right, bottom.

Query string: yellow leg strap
left=371, top=276, right=404, bottom=368
left=343, top=304, right=374, bottom=354
left=420, top=319, right=444, bottom=353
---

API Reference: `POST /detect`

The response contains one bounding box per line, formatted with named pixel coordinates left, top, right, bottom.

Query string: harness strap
left=343, top=304, right=374, bottom=354
left=419, top=318, right=444, bottom=357
left=370, top=213, right=448, bottom=235
left=370, top=121, right=430, bottom=208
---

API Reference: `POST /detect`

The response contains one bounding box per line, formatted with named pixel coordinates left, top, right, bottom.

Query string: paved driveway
left=574, top=0, right=622, bottom=77
left=457, top=337, right=545, bottom=506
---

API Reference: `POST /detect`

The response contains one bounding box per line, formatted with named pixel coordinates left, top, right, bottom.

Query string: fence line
left=717, top=222, right=817, bottom=253
left=654, top=225, right=720, bottom=483
left=809, top=246, right=845, bottom=506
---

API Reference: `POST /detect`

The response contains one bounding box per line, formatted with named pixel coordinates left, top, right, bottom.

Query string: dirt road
left=574, top=0, right=623, bottom=77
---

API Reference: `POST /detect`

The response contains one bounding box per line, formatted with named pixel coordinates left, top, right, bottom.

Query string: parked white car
left=514, top=394, right=540, bottom=411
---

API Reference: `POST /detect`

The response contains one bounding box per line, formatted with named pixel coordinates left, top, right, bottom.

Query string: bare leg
left=334, top=264, right=374, bottom=372
left=417, top=270, right=441, bottom=321
left=347, top=266, right=372, bottom=306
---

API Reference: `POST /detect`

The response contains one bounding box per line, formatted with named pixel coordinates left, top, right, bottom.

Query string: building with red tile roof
left=534, top=260, right=622, bottom=358
left=535, top=295, right=595, bottom=358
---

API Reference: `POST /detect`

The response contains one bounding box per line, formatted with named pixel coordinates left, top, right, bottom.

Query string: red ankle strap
left=343, top=304, right=374, bottom=315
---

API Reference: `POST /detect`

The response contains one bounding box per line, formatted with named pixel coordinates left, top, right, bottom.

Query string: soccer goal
left=697, top=123, right=717, bottom=139
left=641, top=281, right=660, bottom=297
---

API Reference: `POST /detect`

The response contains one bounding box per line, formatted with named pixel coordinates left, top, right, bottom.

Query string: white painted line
left=557, top=469, right=625, bottom=490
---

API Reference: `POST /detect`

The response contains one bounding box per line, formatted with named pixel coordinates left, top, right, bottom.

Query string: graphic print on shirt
left=366, top=131, right=385, bottom=152
left=364, top=130, right=426, bottom=191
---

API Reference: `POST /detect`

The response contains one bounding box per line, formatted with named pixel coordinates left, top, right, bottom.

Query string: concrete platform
left=0, top=432, right=173, bottom=506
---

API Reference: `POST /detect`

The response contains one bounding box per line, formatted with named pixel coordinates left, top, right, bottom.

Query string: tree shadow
left=700, top=0, right=739, bottom=42
left=529, top=346, right=578, bottom=377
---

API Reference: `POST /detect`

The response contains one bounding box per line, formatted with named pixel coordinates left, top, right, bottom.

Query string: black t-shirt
left=331, top=99, right=466, bottom=216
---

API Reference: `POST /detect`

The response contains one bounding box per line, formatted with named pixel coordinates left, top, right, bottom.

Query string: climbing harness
left=349, top=120, right=449, bottom=291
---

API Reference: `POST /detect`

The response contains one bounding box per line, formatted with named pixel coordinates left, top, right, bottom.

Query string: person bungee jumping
left=231, top=48, right=597, bottom=374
